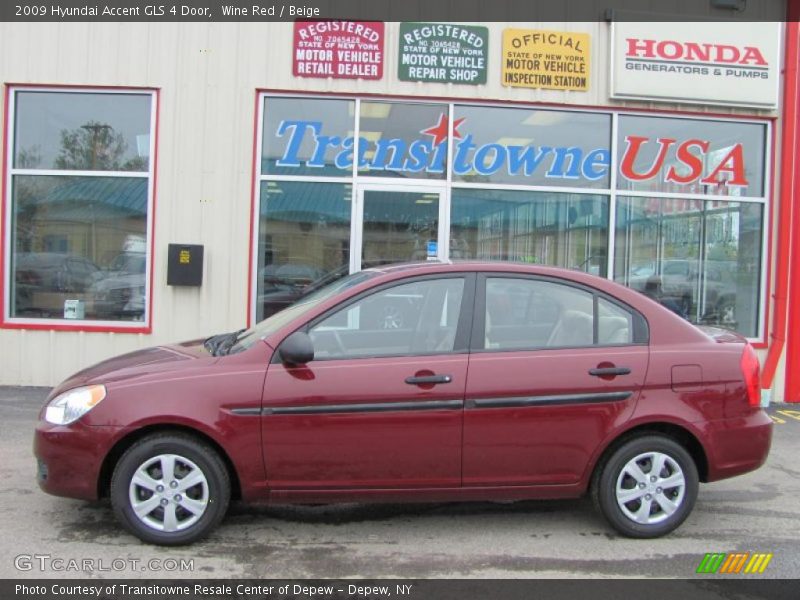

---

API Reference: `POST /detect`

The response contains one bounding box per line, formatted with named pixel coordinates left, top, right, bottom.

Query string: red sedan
left=34, top=262, right=772, bottom=545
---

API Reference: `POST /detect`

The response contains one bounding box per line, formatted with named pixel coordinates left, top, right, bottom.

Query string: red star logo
left=420, top=114, right=465, bottom=146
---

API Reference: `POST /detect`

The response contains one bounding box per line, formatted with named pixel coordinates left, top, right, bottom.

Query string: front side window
left=6, top=89, right=155, bottom=327
left=309, top=278, right=465, bottom=359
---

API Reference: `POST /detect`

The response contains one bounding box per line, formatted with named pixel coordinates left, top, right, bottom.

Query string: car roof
left=366, top=260, right=604, bottom=280
left=360, top=261, right=649, bottom=307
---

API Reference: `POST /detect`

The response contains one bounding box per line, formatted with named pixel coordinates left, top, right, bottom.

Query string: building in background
left=1, top=5, right=799, bottom=403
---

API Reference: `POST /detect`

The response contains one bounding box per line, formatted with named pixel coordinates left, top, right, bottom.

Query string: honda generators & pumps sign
left=611, top=22, right=780, bottom=109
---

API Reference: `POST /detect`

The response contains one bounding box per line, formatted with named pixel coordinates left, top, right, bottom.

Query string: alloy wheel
left=615, top=451, right=686, bottom=525
left=128, top=453, right=209, bottom=532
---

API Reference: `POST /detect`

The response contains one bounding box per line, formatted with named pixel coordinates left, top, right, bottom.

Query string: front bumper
left=704, top=409, right=773, bottom=482
left=33, top=420, right=124, bottom=500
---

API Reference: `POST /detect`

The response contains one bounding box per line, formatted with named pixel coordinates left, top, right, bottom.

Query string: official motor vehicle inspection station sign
left=398, top=23, right=488, bottom=84
left=611, top=22, right=780, bottom=108
left=502, top=29, right=590, bottom=91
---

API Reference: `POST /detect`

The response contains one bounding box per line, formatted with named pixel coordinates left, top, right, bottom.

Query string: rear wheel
left=593, top=435, right=698, bottom=538
left=110, top=433, right=230, bottom=545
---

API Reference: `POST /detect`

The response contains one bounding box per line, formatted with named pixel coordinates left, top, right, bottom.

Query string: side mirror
left=278, top=331, right=314, bottom=366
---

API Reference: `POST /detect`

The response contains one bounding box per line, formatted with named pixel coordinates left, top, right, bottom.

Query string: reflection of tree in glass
left=16, top=145, right=42, bottom=168
left=55, top=121, right=146, bottom=171
left=13, top=146, right=49, bottom=252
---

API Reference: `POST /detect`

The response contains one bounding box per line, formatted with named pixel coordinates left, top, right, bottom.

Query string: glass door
left=354, top=185, right=446, bottom=271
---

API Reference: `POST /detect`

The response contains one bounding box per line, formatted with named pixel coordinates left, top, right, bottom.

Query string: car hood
left=48, top=338, right=212, bottom=400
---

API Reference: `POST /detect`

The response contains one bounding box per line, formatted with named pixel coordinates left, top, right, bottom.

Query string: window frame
left=470, top=273, right=649, bottom=354
left=1, top=85, right=158, bottom=333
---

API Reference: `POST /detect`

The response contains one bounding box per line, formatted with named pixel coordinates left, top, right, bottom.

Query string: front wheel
left=110, top=433, right=230, bottom=545
left=593, top=435, right=698, bottom=538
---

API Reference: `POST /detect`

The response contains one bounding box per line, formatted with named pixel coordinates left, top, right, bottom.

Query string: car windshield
left=229, top=271, right=378, bottom=354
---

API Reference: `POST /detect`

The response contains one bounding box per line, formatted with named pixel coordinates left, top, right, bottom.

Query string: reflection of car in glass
left=259, top=263, right=419, bottom=329
left=629, top=259, right=737, bottom=325
left=14, top=253, right=102, bottom=316
left=259, top=264, right=348, bottom=319
left=262, top=263, right=325, bottom=288
left=91, top=252, right=146, bottom=320
left=35, top=262, right=771, bottom=545
left=630, top=263, right=656, bottom=278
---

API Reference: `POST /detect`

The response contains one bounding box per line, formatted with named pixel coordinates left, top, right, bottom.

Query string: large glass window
left=358, top=101, right=449, bottom=179
left=617, top=116, right=766, bottom=197
left=452, top=106, right=611, bottom=187
left=262, top=97, right=355, bottom=177
left=614, top=197, right=763, bottom=337
left=256, top=181, right=352, bottom=322
left=14, top=91, right=151, bottom=172
left=361, top=189, right=440, bottom=268
left=6, top=89, right=155, bottom=326
left=450, top=189, right=609, bottom=276
left=256, top=95, right=769, bottom=340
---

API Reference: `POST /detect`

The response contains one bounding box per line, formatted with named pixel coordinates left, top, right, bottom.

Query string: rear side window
left=483, top=277, right=643, bottom=350
left=598, top=297, right=633, bottom=345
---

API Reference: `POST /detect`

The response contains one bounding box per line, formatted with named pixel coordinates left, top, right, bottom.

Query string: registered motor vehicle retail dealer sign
left=293, top=20, right=384, bottom=79
left=502, top=29, right=590, bottom=91
left=611, top=22, right=780, bottom=108
left=398, top=23, right=488, bottom=84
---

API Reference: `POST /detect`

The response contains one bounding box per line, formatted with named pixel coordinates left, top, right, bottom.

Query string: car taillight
left=740, top=344, right=761, bottom=407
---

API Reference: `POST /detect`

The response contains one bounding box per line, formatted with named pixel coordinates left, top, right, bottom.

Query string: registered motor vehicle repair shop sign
left=398, top=22, right=488, bottom=84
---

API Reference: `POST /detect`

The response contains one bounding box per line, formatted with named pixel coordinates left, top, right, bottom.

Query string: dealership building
left=1, top=7, right=799, bottom=403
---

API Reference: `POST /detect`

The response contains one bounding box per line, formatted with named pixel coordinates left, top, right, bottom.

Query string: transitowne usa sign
left=610, top=22, right=780, bottom=108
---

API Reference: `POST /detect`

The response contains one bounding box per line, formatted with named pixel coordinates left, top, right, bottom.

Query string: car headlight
left=44, top=385, right=107, bottom=425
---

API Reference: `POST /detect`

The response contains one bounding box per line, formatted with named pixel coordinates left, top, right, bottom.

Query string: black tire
left=592, top=435, right=698, bottom=538
left=110, top=433, right=230, bottom=545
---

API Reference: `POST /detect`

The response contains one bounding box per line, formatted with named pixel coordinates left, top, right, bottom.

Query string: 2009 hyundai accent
left=34, top=262, right=772, bottom=545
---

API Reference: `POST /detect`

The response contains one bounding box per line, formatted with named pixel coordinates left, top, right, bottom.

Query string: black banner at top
left=0, top=0, right=790, bottom=23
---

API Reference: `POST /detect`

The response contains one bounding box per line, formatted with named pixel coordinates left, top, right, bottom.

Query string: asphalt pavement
left=0, top=386, right=798, bottom=579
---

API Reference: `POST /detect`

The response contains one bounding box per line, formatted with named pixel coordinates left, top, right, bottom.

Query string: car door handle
left=405, top=374, right=452, bottom=385
left=589, top=367, right=631, bottom=377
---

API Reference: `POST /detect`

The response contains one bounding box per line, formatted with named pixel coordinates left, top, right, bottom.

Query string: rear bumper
left=704, top=409, right=773, bottom=482
left=33, top=420, right=124, bottom=501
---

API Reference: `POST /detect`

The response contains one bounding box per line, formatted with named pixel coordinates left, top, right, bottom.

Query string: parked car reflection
left=14, top=252, right=102, bottom=317
left=90, top=252, right=146, bottom=320
left=259, top=262, right=420, bottom=329
left=628, top=259, right=738, bottom=326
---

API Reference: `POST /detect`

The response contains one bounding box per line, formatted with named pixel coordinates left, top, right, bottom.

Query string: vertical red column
left=783, top=15, right=800, bottom=402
